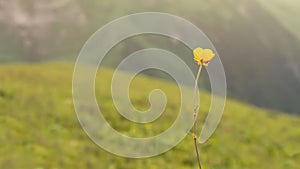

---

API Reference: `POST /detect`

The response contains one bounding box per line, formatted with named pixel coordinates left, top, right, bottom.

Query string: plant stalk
left=193, top=65, right=203, bottom=169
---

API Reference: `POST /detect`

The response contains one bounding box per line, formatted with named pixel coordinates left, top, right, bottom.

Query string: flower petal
left=193, top=48, right=203, bottom=65
left=193, top=47, right=215, bottom=66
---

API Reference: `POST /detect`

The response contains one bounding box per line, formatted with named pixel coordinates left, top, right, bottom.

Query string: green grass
left=0, top=63, right=299, bottom=169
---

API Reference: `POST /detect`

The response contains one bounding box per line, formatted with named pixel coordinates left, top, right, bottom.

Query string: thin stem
left=193, top=65, right=202, bottom=107
left=193, top=65, right=203, bottom=169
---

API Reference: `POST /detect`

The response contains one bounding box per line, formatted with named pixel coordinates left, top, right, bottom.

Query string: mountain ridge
left=0, top=0, right=299, bottom=114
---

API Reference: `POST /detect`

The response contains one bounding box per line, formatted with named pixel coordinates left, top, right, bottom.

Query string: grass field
left=0, top=63, right=299, bottom=169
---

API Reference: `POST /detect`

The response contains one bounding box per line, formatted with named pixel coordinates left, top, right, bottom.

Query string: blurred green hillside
left=0, top=0, right=300, bottom=114
left=0, top=63, right=299, bottom=169
left=258, top=0, right=300, bottom=40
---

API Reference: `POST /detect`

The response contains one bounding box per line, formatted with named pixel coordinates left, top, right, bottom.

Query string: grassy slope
left=0, top=63, right=299, bottom=169
left=2, top=0, right=300, bottom=114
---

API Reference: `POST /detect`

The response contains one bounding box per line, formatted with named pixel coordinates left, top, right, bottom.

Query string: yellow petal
left=193, top=48, right=203, bottom=64
left=203, top=49, right=215, bottom=61
left=193, top=47, right=215, bottom=66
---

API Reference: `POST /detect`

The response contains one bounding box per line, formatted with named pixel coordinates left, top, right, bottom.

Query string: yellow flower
left=193, top=48, right=215, bottom=66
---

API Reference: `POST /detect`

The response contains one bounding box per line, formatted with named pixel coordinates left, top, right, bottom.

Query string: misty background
left=0, top=0, right=299, bottom=114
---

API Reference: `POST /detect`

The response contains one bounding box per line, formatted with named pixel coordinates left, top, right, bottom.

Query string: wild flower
left=192, top=47, right=215, bottom=169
